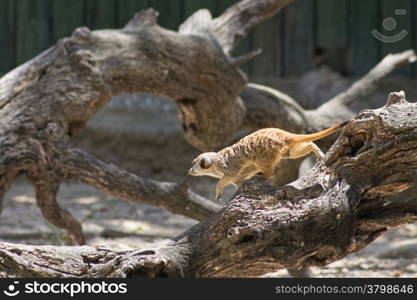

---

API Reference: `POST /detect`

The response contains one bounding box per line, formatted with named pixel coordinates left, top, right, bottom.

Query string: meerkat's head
left=188, top=152, right=222, bottom=178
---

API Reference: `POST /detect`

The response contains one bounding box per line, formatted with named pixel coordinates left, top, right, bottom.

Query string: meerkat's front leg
left=215, top=176, right=233, bottom=201
left=259, top=166, right=276, bottom=179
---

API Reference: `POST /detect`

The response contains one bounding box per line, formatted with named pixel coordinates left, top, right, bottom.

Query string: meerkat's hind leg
left=288, top=142, right=324, bottom=160
left=309, top=142, right=325, bottom=160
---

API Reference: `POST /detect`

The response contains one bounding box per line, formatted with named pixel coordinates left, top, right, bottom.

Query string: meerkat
left=188, top=121, right=349, bottom=200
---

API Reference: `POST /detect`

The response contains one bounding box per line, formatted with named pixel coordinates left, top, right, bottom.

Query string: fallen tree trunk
left=0, top=0, right=415, bottom=244
left=0, top=0, right=416, bottom=278
left=1, top=92, right=416, bottom=277
left=0, top=0, right=308, bottom=243
left=0, top=0, right=296, bottom=243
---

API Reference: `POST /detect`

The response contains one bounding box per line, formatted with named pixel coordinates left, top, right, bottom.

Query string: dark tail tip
left=339, top=120, right=351, bottom=128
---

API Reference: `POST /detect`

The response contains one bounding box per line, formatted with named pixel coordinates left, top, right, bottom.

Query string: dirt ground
left=1, top=179, right=416, bottom=278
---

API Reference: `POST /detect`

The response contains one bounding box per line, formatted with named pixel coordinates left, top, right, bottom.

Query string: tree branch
left=1, top=93, right=417, bottom=277
left=0, top=0, right=305, bottom=245
left=1, top=0, right=298, bottom=234
left=32, top=179, right=86, bottom=245
left=237, top=49, right=416, bottom=186
left=322, top=50, right=417, bottom=108
left=212, top=0, right=296, bottom=53
left=63, top=147, right=220, bottom=221
left=307, top=50, right=417, bottom=130
left=241, top=50, right=417, bottom=135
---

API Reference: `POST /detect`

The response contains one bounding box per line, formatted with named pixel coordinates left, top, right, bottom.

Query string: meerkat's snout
left=188, top=158, right=202, bottom=176
left=188, top=166, right=196, bottom=175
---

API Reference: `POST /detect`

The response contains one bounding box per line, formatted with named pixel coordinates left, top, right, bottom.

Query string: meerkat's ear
left=200, top=157, right=212, bottom=169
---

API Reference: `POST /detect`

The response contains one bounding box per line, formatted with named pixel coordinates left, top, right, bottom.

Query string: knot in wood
left=227, top=227, right=255, bottom=244
left=68, top=48, right=94, bottom=66
left=124, top=9, right=158, bottom=31
left=43, top=122, right=62, bottom=141
left=72, top=27, right=92, bottom=41
left=385, top=91, right=406, bottom=106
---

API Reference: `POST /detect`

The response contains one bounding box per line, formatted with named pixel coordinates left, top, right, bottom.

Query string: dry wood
left=0, top=0, right=300, bottom=245
left=0, top=0, right=416, bottom=278
left=1, top=93, right=417, bottom=277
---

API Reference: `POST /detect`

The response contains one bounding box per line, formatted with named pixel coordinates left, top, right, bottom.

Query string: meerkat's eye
left=200, top=158, right=207, bottom=169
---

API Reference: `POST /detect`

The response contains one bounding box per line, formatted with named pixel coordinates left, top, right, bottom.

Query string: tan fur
left=188, top=121, right=349, bottom=200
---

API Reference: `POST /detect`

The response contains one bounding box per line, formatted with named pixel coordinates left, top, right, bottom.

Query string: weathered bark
left=0, top=0, right=298, bottom=243
left=1, top=92, right=416, bottom=277
left=0, top=0, right=416, bottom=278
left=0, top=0, right=414, bottom=243
left=177, top=0, right=296, bottom=150
left=63, top=147, right=220, bottom=221
left=211, top=0, right=296, bottom=53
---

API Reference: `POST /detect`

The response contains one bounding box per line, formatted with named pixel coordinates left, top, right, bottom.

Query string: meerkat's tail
left=291, top=120, right=350, bottom=143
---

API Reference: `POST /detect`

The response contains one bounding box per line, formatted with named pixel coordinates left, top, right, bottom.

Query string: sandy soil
left=1, top=180, right=416, bottom=278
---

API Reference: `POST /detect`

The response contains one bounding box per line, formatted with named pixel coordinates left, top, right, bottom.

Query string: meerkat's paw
left=215, top=186, right=223, bottom=201
left=316, top=150, right=325, bottom=160
left=216, top=195, right=222, bottom=201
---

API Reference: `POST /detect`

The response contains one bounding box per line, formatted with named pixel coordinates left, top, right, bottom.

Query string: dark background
left=0, top=0, right=416, bottom=78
